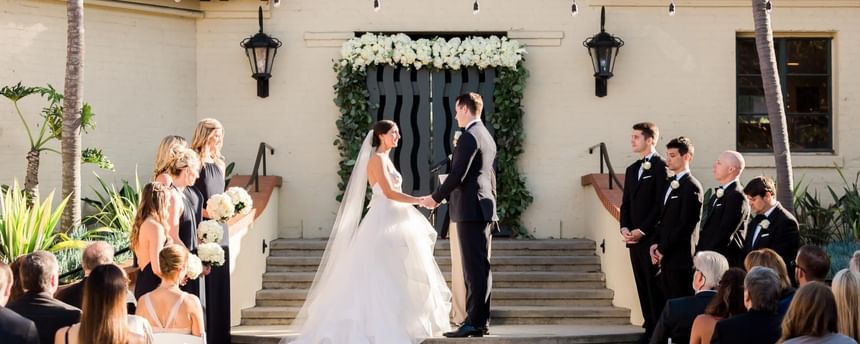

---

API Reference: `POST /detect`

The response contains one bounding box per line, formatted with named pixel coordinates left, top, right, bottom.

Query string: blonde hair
left=158, top=244, right=188, bottom=280
left=832, top=269, right=860, bottom=342
left=166, top=147, right=201, bottom=177
left=191, top=118, right=224, bottom=164
left=744, top=248, right=792, bottom=294
left=153, top=135, right=187, bottom=179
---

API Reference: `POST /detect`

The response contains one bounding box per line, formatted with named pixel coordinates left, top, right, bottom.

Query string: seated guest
left=54, top=264, right=151, bottom=344
left=7, top=251, right=80, bottom=344
left=55, top=241, right=137, bottom=314
left=745, top=248, right=794, bottom=300
left=136, top=245, right=204, bottom=337
left=9, top=255, right=27, bottom=303
left=650, top=251, right=728, bottom=344
left=712, top=266, right=784, bottom=344
left=690, top=268, right=747, bottom=344
left=779, top=245, right=831, bottom=313
left=743, top=176, right=800, bottom=274
left=832, top=269, right=860, bottom=342
left=779, top=282, right=856, bottom=344
left=0, top=261, right=39, bottom=343
left=850, top=251, right=860, bottom=275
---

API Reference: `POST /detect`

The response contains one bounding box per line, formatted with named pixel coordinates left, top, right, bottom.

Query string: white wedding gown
left=288, top=161, right=451, bottom=344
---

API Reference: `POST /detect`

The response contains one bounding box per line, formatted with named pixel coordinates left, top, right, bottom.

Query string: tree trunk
left=24, top=149, right=40, bottom=206
left=751, top=0, right=794, bottom=212
left=61, top=0, right=84, bottom=232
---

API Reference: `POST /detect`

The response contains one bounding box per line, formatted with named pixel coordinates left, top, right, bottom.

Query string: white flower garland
left=338, top=33, right=527, bottom=71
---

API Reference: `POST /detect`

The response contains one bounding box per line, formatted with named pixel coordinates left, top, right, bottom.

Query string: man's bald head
left=82, top=241, right=114, bottom=275
left=713, top=150, right=745, bottom=184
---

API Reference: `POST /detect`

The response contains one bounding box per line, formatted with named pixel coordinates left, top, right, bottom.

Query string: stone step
left=241, top=305, right=631, bottom=326
left=266, top=256, right=603, bottom=273
left=261, top=271, right=607, bottom=289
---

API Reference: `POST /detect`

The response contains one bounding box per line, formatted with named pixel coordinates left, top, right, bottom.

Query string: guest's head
left=9, top=255, right=26, bottom=302
left=780, top=282, right=838, bottom=342
left=455, top=92, right=483, bottom=127
left=371, top=120, right=400, bottom=149
left=665, top=136, right=694, bottom=172
left=712, top=150, right=745, bottom=184
left=153, top=135, right=187, bottom=179
left=795, top=245, right=830, bottom=285
left=850, top=251, right=860, bottom=274
left=165, top=147, right=201, bottom=188
left=20, top=251, right=59, bottom=294
left=693, top=251, right=729, bottom=291
left=131, top=182, right=171, bottom=250
left=832, top=269, right=860, bottom=342
left=191, top=118, right=224, bottom=161
left=705, top=268, right=748, bottom=318
left=744, top=176, right=778, bottom=214
left=631, top=122, right=660, bottom=153
left=745, top=248, right=792, bottom=295
left=158, top=244, right=188, bottom=283
left=0, top=261, right=13, bottom=306
left=744, top=266, right=781, bottom=313
left=80, top=264, right=129, bottom=343
left=82, top=241, right=114, bottom=276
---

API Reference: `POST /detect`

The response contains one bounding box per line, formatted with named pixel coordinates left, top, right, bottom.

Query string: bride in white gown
left=287, top=120, right=451, bottom=344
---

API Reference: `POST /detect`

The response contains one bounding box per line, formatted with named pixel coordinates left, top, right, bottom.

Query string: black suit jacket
left=697, top=181, right=750, bottom=265
left=0, top=306, right=39, bottom=344
left=7, top=292, right=81, bottom=344
left=711, top=310, right=783, bottom=344
left=619, top=153, right=669, bottom=246
left=654, top=173, right=703, bottom=269
left=649, top=290, right=716, bottom=344
left=744, top=203, right=800, bottom=266
left=432, top=122, right=498, bottom=223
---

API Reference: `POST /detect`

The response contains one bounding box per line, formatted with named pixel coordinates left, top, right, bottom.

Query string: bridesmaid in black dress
left=163, top=146, right=204, bottom=298
left=131, top=182, right=172, bottom=299
left=191, top=118, right=230, bottom=344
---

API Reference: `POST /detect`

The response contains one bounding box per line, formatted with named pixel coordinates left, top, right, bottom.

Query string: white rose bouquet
left=197, top=220, right=223, bottom=244
left=186, top=254, right=203, bottom=280
left=206, top=193, right=235, bottom=222
left=198, top=242, right=226, bottom=267
left=225, top=187, right=253, bottom=216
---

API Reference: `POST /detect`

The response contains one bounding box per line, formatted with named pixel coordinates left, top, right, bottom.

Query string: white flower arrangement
left=643, top=161, right=652, bottom=170
left=760, top=219, right=771, bottom=229
left=198, top=242, right=225, bottom=267
left=225, top=187, right=253, bottom=216
left=670, top=180, right=680, bottom=190
left=186, top=254, right=203, bottom=280
left=716, top=188, right=725, bottom=198
left=197, top=220, right=223, bottom=244
left=206, top=193, right=235, bottom=222
left=339, top=33, right=527, bottom=71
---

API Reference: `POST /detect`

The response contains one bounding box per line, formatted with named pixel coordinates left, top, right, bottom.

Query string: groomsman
left=742, top=176, right=800, bottom=268
left=619, top=122, right=668, bottom=342
left=651, top=137, right=703, bottom=300
left=696, top=151, right=750, bottom=267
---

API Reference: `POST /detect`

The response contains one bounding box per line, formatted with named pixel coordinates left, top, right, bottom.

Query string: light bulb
left=473, top=0, right=480, bottom=15
left=571, top=1, right=578, bottom=16
left=669, top=1, right=676, bottom=16
left=765, top=0, right=773, bottom=13
left=374, top=0, right=381, bottom=12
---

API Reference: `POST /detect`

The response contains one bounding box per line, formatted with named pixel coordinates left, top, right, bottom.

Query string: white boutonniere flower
left=643, top=161, right=652, bottom=170
left=666, top=169, right=676, bottom=179
left=716, top=188, right=725, bottom=198
left=670, top=180, right=680, bottom=189
left=453, top=131, right=462, bottom=147
left=760, top=219, right=770, bottom=229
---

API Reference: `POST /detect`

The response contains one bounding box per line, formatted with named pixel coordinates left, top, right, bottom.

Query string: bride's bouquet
left=197, top=220, right=223, bottom=244
left=198, top=242, right=226, bottom=267
left=206, top=193, right=235, bottom=222
left=225, top=187, right=253, bottom=216
left=185, top=254, right=203, bottom=279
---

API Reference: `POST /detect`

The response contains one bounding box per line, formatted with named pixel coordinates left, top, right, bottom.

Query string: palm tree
left=62, top=0, right=85, bottom=231
left=751, top=0, right=794, bottom=212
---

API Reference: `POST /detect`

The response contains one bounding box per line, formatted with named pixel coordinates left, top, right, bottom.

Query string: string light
left=669, top=1, right=676, bottom=16
left=571, top=0, right=578, bottom=16
left=374, top=0, right=381, bottom=12
left=473, top=0, right=480, bottom=15
left=765, top=0, right=773, bottom=13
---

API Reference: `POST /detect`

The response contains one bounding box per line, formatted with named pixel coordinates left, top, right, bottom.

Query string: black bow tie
left=752, top=214, right=767, bottom=223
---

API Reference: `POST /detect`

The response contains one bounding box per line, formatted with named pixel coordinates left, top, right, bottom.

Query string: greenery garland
left=332, top=34, right=533, bottom=238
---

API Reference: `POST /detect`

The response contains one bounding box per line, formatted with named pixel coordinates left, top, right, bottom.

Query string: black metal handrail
left=245, top=142, right=275, bottom=192
left=59, top=245, right=131, bottom=280
left=588, top=142, right=624, bottom=191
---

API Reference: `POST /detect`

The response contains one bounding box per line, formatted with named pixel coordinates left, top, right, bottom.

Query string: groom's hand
left=420, top=196, right=439, bottom=209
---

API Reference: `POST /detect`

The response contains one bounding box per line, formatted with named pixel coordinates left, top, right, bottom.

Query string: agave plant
left=82, top=171, right=141, bottom=236
left=0, top=182, right=87, bottom=264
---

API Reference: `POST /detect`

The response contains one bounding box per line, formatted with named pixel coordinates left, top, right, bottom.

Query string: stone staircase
left=240, top=239, right=632, bottom=327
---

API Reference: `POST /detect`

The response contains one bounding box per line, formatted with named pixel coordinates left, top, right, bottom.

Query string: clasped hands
left=620, top=227, right=662, bottom=265
left=417, top=196, right=439, bottom=209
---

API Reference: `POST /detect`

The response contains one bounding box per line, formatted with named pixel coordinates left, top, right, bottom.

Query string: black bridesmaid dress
left=194, top=162, right=229, bottom=344
left=133, top=256, right=161, bottom=300
left=179, top=186, right=203, bottom=297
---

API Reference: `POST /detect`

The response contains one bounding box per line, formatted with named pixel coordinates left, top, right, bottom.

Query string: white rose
left=716, top=188, right=725, bottom=198
left=760, top=219, right=771, bottom=229
left=198, top=243, right=226, bottom=267
left=643, top=161, right=652, bottom=170
left=670, top=180, right=680, bottom=189
left=186, top=254, right=203, bottom=279
left=197, top=220, right=224, bottom=244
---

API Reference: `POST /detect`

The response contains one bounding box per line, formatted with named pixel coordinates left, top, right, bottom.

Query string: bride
left=287, top=120, right=451, bottom=344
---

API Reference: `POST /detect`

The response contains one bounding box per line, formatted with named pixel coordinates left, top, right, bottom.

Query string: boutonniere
left=453, top=131, right=462, bottom=147
left=716, top=188, right=725, bottom=198
left=760, top=219, right=770, bottom=229
left=670, top=180, right=680, bottom=189
left=643, top=161, right=652, bottom=170
left=666, top=169, right=676, bottom=179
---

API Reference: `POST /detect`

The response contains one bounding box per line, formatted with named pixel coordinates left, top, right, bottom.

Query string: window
left=736, top=37, right=832, bottom=152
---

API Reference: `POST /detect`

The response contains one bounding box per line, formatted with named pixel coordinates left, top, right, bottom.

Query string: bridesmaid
left=164, top=146, right=204, bottom=298
left=131, top=182, right=172, bottom=299
left=152, top=135, right=188, bottom=245
left=191, top=118, right=230, bottom=344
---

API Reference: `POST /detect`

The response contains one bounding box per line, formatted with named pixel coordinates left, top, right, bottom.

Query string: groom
left=421, top=92, right=497, bottom=338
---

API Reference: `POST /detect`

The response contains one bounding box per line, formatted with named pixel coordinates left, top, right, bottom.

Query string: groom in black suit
left=422, top=92, right=497, bottom=338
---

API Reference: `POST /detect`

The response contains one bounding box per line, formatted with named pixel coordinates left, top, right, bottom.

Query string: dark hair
left=666, top=136, right=694, bottom=157
left=131, top=182, right=171, bottom=250
left=705, top=268, right=748, bottom=318
left=796, top=245, right=831, bottom=282
left=9, top=255, right=26, bottom=302
left=371, top=120, right=397, bottom=147
left=455, top=92, right=484, bottom=116
left=81, top=264, right=129, bottom=344
left=632, top=122, right=660, bottom=143
left=20, top=251, right=58, bottom=293
left=780, top=282, right=838, bottom=342
left=745, top=248, right=792, bottom=294
left=744, top=175, right=777, bottom=198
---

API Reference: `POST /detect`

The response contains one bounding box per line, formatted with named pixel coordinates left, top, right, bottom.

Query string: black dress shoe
left=443, top=324, right=484, bottom=338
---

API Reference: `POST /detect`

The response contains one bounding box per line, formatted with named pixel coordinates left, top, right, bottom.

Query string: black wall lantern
left=583, top=6, right=624, bottom=97
left=241, top=6, right=282, bottom=98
